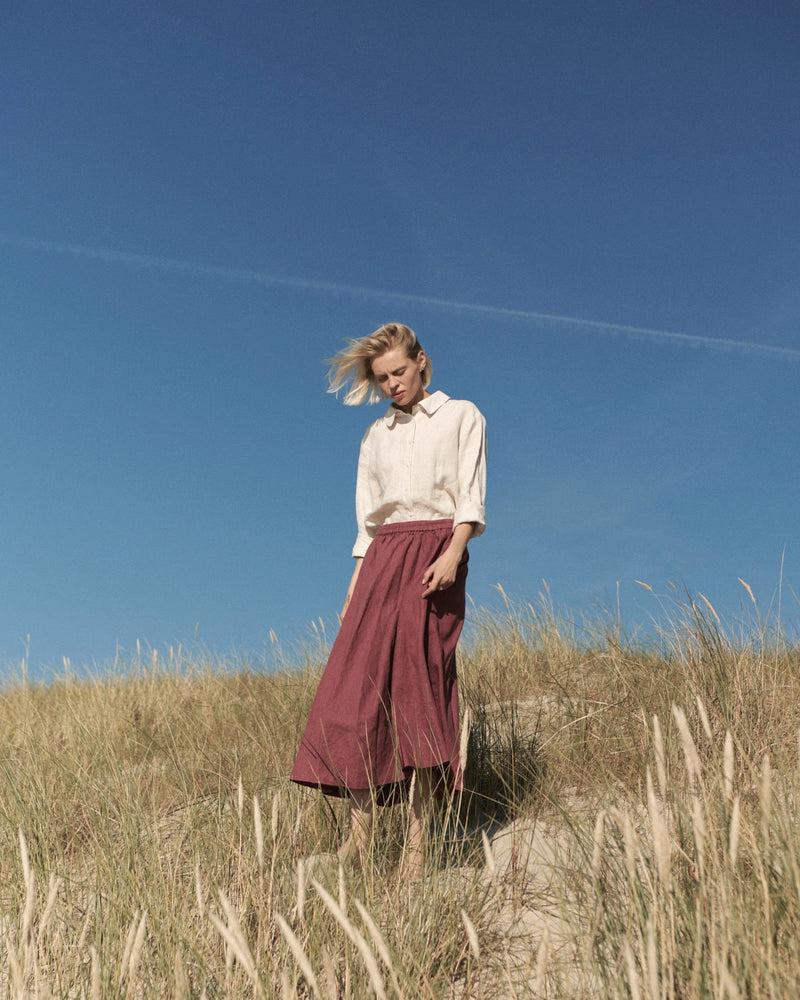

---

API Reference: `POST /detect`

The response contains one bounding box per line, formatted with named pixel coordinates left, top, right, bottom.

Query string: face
left=371, top=346, right=428, bottom=412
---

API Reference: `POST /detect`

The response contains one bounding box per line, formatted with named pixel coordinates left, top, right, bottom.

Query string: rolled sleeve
left=352, top=429, right=376, bottom=557
left=453, top=404, right=487, bottom=537
left=352, top=536, right=372, bottom=558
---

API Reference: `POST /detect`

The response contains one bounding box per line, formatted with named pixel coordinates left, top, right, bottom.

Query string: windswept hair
left=327, top=323, right=433, bottom=405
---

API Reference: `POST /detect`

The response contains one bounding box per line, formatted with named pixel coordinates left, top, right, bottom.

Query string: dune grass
left=0, top=584, right=799, bottom=997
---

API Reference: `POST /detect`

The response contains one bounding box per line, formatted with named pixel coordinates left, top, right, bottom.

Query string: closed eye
left=376, top=367, right=407, bottom=382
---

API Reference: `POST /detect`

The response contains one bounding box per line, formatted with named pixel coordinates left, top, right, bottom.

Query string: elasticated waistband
left=375, top=518, right=454, bottom=536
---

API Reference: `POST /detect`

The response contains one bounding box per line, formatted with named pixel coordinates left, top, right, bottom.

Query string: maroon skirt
left=290, top=519, right=466, bottom=801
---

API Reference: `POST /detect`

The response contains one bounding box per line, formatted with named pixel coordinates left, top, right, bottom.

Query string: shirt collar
left=382, top=390, right=450, bottom=425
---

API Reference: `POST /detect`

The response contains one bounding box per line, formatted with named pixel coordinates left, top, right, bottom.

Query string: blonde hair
left=327, top=323, right=433, bottom=405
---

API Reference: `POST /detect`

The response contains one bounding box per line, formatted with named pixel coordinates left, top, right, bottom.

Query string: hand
left=421, top=548, right=462, bottom=598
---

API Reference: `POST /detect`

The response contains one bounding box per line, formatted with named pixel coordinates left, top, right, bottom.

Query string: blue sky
left=2, top=1, right=798, bottom=679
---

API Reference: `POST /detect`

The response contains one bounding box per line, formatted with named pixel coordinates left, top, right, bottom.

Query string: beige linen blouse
left=352, top=390, right=487, bottom=558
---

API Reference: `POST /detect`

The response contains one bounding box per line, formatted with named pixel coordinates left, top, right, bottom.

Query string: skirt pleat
left=290, top=519, right=466, bottom=801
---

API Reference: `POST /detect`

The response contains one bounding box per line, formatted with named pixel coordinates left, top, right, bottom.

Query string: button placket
left=403, top=412, right=416, bottom=507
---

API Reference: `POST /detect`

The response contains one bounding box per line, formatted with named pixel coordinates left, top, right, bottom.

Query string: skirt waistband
left=375, top=518, right=454, bottom=537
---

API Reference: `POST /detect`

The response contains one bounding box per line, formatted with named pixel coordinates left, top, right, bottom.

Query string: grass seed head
left=534, top=921, right=549, bottom=994
left=482, top=829, right=497, bottom=880
left=696, top=696, right=713, bottom=742
left=195, top=861, right=205, bottom=918
left=276, top=913, right=319, bottom=996
left=729, top=795, right=741, bottom=869
left=672, top=705, right=702, bottom=784
left=624, top=937, right=643, bottom=1000
left=724, top=730, right=735, bottom=802
left=128, top=910, right=148, bottom=985
left=91, top=946, right=101, bottom=1000
left=760, top=754, right=772, bottom=846
left=296, top=858, right=307, bottom=923
left=591, top=810, right=605, bottom=879
left=653, top=715, right=667, bottom=797
left=647, top=768, right=671, bottom=890
left=272, top=790, right=280, bottom=844
left=253, top=793, right=264, bottom=869
left=461, top=909, right=481, bottom=961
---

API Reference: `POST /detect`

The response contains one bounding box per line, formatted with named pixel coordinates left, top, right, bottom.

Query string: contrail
left=2, top=231, right=798, bottom=362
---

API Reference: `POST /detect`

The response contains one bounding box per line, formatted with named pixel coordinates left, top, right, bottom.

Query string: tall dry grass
left=0, top=584, right=798, bottom=997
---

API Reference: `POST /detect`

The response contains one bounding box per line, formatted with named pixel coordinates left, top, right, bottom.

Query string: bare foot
left=398, top=843, right=426, bottom=882
left=339, top=789, right=374, bottom=867
left=337, top=834, right=364, bottom=868
left=402, top=766, right=434, bottom=881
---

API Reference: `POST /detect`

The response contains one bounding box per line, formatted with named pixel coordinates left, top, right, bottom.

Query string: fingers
left=421, top=556, right=458, bottom=597
left=421, top=573, right=453, bottom=598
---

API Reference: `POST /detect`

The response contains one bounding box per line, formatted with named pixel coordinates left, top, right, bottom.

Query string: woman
left=290, top=323, right=486, bottom=875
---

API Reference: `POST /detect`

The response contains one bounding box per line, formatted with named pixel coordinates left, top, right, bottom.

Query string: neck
left=396, top=389, right=430, bottom=414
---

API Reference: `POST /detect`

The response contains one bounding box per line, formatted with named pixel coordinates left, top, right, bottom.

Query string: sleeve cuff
left=454, top=508, right=485, bottom=538
left=352, top=535, right=373, bottom=558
